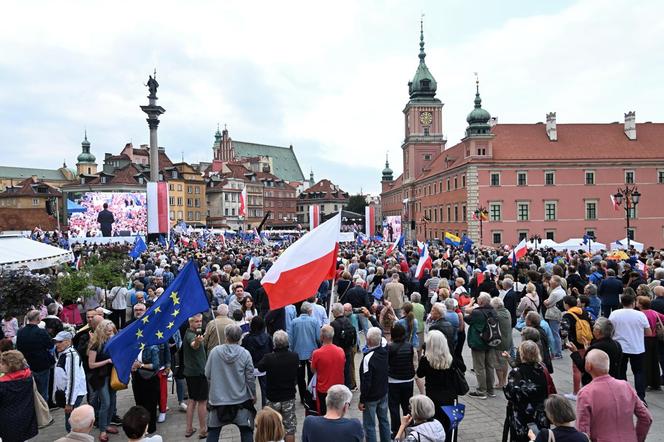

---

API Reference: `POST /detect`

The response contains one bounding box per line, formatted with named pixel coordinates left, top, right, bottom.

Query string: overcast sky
left=1, top=0, right=662, bottom=194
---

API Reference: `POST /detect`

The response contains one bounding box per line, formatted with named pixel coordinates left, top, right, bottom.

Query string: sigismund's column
left=140, top=71, right=166, bottom=182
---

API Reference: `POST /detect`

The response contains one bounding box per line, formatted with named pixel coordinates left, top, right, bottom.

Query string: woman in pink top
left=636, top=296, right=664, bottom=390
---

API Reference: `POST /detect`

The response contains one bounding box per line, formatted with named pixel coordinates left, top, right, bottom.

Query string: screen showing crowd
left=68, top=192, right=147, bottom=237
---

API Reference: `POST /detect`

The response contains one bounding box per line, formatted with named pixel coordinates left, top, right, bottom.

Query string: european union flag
left=158, top=235, right=167, bottom=248
left=106, top=260, right=210, bottom=383
left=442, top=403, right=465, bottom=430
left=461, top=235, right=474, bottom=253
left=129, top=236, right=147, bottom=259
left=372, top=284, right=384, bottom=300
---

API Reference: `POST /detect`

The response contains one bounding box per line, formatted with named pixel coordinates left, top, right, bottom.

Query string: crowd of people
left=1, top=231, right=662, bottom=442
left=68, top=192, right=147, bottom=238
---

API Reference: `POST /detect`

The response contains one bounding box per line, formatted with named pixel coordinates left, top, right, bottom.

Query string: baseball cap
left=54, top=331, right=73, bottom=342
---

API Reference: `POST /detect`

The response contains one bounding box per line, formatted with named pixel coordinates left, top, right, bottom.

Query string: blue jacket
left=598, top=277, right=623, bottom=307
left=288, top=314, right=320, bottom=360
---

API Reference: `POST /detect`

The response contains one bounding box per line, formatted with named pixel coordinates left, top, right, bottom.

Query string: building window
left=544, top=201, right=557, bottom=221
left=585, top=171, right=595, bottom=185
left=454, top=205, right=459, bottom=222
left=101, top=176, right=107, bottom=184
left=545, top=230, right=555, bottom=241
left=187, top=198, right=193, bottom=207
left=177, top=197, right=183, bottom=206
left=224, top=208, right=229, bottom=216
left=658, top=170, right=664, bottom=184
left=462, top=175, right=466, bottom=187
left=627, top=205, right=636, bottom=219
left=489, top=203, right=501, bottom=221
left=625, top=170, right=635, bottom=184
left=33, top=198, right=39, bottom=206
left=439, top=207, right=443, bottom=222
left=517, top=202, right=529, bottom=221
left=177, top=210, right=183, bottom=220
left=544, top=171, right=555, bottom=185
left=187, top=211, right=193, bottom=221
left=517, top=171, right=527, bottom=186
left=231, top=208, right=236, bottom=216
left=169, top=196, right=175, bottom=206
left=177, top=184, right=183, bottom=191
left=585, top=201, right=597, bottom=220
left=447, top=205, right=451, bottom=221
left=169, top=184, right=174, bottom=191
left=194, top=198, right=200, bottom=208
left=462, top=205, right=467, bottom=222
left=586, top=229, right=596, bottom=239
left=490, top=172, right=500, bottom=186
left=195, top=211, right=201, bottom=221
left=446, top=179, right=450, bottom=191
left=424, top=128, right=430, bottom=136
left=518, top=231, right=528, bottom=242
left=492, top=232, right=502, bottom=244
left=169, top=210, right=175, bottom=220
left=171, top=171, right=178, bottom=179
left=423, top=153, right=431, bottom=160
left=627, top=228, right=635, bottom=240
left=454, top=177, right=458, bottom=189
left=195, top=187, right=200, bottom=194
left=187, top=186, right=193, bottom=194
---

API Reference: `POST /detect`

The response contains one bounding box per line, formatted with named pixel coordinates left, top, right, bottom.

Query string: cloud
left=0, top=0, right=662, bottom=195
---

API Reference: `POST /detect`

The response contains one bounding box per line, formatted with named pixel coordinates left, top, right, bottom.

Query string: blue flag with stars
left=442, top=403, right=465, bottom=430
left=106, top=260, right=209, bottom=383
left=128, top=235, right=147, bottom=260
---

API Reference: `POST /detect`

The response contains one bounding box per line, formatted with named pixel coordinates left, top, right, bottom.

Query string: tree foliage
left=0, top=270, right=53, bottom=317
left=88, top=258, right=126, bottom=291
left=55, top=270, right=94, bottom=303
left=346, top=194, right=368, bottom=215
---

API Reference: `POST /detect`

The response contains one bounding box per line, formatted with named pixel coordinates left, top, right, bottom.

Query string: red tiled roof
left=88, top=164, right=143, bottom=185
left=300, top=179, right=349, bottom=201
left=0, top=177, right=62, bottom=198
left=0, top=208, right=58, bottom=231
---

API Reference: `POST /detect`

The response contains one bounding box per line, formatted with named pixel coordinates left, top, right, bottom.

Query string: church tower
left=401, top=20, right=444, bottom=184
left=76, top=131, right=97, bottom=176
left=212, top=124, right=235, bottom=161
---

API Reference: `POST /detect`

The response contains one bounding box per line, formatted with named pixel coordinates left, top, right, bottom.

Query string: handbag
left=110, top=367, right=127, bottom=391
left=655, top=315, right=664, bottom=342
left=33, top=379, right=53, bottom=428
left=136, top=367, right=158, bottom=380
left=451, top=360, right=469, bottom=396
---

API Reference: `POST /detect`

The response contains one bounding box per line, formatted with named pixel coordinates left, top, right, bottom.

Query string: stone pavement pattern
left=34, top=331, right=664, bottom=441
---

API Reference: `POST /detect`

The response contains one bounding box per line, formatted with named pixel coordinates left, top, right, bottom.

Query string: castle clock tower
left=402, top=20, right=444, bottom=184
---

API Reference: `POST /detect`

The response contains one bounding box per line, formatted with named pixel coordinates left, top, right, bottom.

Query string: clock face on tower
left=419, top=111, right=433, bottom=127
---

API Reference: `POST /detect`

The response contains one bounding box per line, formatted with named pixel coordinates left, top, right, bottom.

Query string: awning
left=0, top=235, right=74, bottom=270
left=67, top=199, right=86, bottom=214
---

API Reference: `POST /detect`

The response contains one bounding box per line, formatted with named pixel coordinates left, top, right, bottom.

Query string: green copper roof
left=382, top=154, right=393, bottom=181
left=465, top=81, right=492, bottom=137
left=77, top=131, right=96, bottom=163
left=0, top=166, right=68, bottom=181
left=233, top=141, right=305, bottom=182
left=408, top=20, right=437, bottom=101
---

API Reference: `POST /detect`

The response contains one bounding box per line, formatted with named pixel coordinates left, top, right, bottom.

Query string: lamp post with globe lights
left=613, top=186, right=641, bottom=250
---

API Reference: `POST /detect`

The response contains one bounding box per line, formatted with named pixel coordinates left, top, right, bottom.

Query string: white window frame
left=544, top=170, right=555, bottom=186
left=544, top=200, right=557, bottom=221
left=517, top=171, right=528, bottom=186
left=517, top=201, right=530, bottom=221
left=585, top=200, right=598, bottom=221
left=625, top=170, right=635, bottom=184
left=489, top=202, right=502, bottom=221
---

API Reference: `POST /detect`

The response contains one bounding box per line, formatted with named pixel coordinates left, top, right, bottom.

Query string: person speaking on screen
left=97, top=202, right=115, bottom=237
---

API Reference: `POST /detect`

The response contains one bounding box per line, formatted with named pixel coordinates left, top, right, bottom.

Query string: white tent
left=0, top=235, right=74, bottom=270
left=526, top=239, right=559, bottom=249
left=552, top=238, right=607, bottom=252
left=610, top=238, right=644, bottom=252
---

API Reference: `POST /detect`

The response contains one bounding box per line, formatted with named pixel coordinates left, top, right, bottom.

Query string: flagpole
left=328, top=275, right=336, bottom=320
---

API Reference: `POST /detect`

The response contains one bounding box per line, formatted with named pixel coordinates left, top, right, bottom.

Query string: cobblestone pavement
left=35, top=331, right=664, bottom=441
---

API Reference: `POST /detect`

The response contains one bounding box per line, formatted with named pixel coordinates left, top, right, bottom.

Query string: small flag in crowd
left=415, top=242, right=432, bottom=279
left=158, top=235, right=167, bottom=248
left=128, top=236, right=147, bottom=260
left=106, top=260, right=209, bottom=384
left=372, top=284, right=384, bottom=300
left=509, top=238, right=527, bottom=265
left=386, top=234, right=403, bottom=255
left=442, top=403, right=465, bottom=430
left=461, top=235, right=474, bottom=253
left=444, top=232, right=461, bottom=247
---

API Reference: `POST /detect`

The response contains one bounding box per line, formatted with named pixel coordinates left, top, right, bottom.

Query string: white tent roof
left=526, top=239, right=559, bottom=249
left=0, top=235, right=74, bottom=270
left=552, top=238, right=607, bottom=252
left=610, top=238, right=644, bottom=252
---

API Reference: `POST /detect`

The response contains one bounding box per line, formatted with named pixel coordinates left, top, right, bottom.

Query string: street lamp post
left=474, top=206, right=488, bottom=245
left=613, top=185, right=641, bottom=250
left=529, top=234, right=541, bottom=251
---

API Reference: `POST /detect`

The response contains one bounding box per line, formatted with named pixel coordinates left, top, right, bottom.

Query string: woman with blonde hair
left=416, top=330, right=463, bottom=442
left=517, top=282, right=540, bottom=320
left=254, top=406, right=286, bottom=442
left=88, top=319, right=118, bottom=441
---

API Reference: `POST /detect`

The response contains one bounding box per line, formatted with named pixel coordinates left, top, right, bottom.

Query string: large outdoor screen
left=383, top=215, right=401, bottom=242
left=67, top=192, right=147, bottom=237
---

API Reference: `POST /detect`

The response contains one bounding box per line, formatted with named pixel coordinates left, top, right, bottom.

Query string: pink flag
left=262, top=213, right=340, bottom=309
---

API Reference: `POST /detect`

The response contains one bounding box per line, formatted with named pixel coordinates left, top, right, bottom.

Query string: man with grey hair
left=331, top=302, right=357, bottom=388
left=359, top=327, right=390, bottom=442
left=205, top=324, right=256, bottom=442
left=256, top=330, right=299, bottom=442
left=203, top=303, right=234, bottom=353
left=577, top=349, right=652, bottom=442
left=427, top=302, right=456, bottom=351
left=288, top=301, right=320, bottom=404
left=301, top=384, right=363, bottom=441
left=544, top=275, right=566, bottom=358
left=501, top=278, right=517, bottom=328
left=464, top=293, right=498, bottom=399
left=490, top=296, right=512, bottom=387
left=567, top=317, right=623, bottom=387
left=598, top=268, right=623, bottom=318
left=16, top=309, right=53, bottom=403
left=312, top=325, right=346, bottom=415
left=651, top=285, right=664, bottom=314
left=55, top=404, right=95, bottom=442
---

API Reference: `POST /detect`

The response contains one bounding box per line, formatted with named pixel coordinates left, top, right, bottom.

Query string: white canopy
left=526, top=239, right=559, bottom=249
left=552, top=238, right=607, bottom=252
left=0, top=235, right=74, bottom=270
left=610, top=238, right=644, bottom=252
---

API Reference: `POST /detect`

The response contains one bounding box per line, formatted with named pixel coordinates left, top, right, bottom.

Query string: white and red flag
left=309, top=205, right=320, bottom=231
left=509, top=238, right=528, bottom=264
left=262, top=213, right=340, bottom=309
left=386, top=234, right=403, bottom=255
left=414, top=242, right=432, bottom=279
left=365, top=206, right=376, bottom=237
left=610, top=194, right=620, bottom=211
left=239, top=186, right=248, bottom=218
left=147, top=182, right=169, bottom=234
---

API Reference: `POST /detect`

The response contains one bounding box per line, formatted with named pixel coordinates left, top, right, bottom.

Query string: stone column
left=140, top=78, right=166, bottom=182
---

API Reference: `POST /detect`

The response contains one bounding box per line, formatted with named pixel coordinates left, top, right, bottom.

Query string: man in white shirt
left=609, top=293, right=651, bottom=402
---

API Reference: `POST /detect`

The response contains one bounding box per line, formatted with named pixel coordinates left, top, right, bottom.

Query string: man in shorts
left=256, top=330, right=299, bottom=442
left=183, top=314, right=208, bottom=439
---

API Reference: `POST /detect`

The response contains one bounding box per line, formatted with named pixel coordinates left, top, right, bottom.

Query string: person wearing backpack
left=464, top=293, right=499, bottom=399
left=560, top=296, right=593, bottom=400
left=331, top=303, right=358, bottom=389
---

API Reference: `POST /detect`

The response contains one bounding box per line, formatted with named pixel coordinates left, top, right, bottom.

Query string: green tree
left=87, top=258, right=127, bottom=308
left=346, top=194, right=367, bottom=215
left=0, top=270, right=53, bottom=317
left=55, top=270, right=94, bottom=303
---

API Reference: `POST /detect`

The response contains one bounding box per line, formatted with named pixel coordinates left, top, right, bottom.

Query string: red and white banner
left=262, top=213, right=340, bottom=309
left=309, top=205, right=320, bottom=231
left=239, top=186, right=248, bottom=218
left=147, top=182, right=169, bottom=234
left=415, top=243, right=432, bottom=279
left=365, top=206, right=375, bottom=237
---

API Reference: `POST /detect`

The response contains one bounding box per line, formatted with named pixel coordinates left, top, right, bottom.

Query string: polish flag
left=443, top=247, right=451, bottom=260
left=147, top=182, right=169, bottom=234
left=386, top=234, right=402, bottom=255
left=239, top=186, right=248, bottom=218
left=610, top=194, right=620, bottom=211
left=365, top=206, right=376, bottom=237
left=262, top=213, right=340, bottom=309
left=476, top=271, right=485, bottom=285
left=509, top=238, right=528, bottom=264
left=414, top=243, right=432, bottom=279
left=309, top=205, right=320, bottom=231
left=417, top=241, right=425, bottom=254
